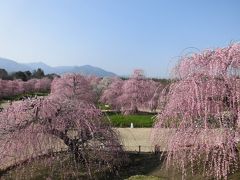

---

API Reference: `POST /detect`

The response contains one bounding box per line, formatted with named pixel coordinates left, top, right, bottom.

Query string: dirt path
left=116, top=128, right=172, bottom=152
left=0, top=128, right=170, bottom=170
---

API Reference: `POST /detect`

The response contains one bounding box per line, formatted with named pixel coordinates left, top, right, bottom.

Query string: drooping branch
left=153, top=43, right=240, bottom=179
left=0, top=74, right=125, bottom=177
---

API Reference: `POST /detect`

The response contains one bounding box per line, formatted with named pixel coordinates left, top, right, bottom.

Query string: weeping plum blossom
left=100, top=77, right=124, bottom=111
left=94, top=77, right=113, bottom=101
left=97, top=77, right=113, bottom=92
left=153, top=43, right=240, bottom=179
left=119, top=70, right=158, bottom=114
left=85, top=75, right=101, bottom=87
left=0, top=73, right=124, bottom=177
left=149, top=83, right=165, bottom=112
left=100, top=70, right=158, bottom=114
left=34, top=78, right=52, bottom=92
left=0, top=78, right=52, bottom=99
left=51, top=74, right=96, bottom=104
left=85, top=75, right=104, bottom=102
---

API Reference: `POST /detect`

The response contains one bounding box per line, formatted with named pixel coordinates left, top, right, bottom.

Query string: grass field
left=105, top=112, right=156, bottom=128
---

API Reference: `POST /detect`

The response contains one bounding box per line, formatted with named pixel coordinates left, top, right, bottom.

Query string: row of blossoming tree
left=0, top=74, right=125, bottom=178
left=0, top=78, right=52, bottom=99
left=153, top=43, right=240, bottom=179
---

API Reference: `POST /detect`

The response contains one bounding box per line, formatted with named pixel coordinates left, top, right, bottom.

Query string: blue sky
left=0, top=0, right=239, bottom=77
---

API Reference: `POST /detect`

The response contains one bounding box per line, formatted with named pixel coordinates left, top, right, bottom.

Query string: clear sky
left=0, top=0, right=239, bottom=77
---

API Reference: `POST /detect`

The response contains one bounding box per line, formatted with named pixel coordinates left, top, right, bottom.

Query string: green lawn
left=104, top=112, right=156, bottom=128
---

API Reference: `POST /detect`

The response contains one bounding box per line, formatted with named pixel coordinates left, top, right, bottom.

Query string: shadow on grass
left=2, top=151, right=240, bottom=180
left=101, top=152, right=166, bottom=180
left=0, top=152, right=165, bottom=180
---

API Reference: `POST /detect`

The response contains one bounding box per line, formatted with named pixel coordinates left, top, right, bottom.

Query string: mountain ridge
left=0, top=57, right=117, bottom=77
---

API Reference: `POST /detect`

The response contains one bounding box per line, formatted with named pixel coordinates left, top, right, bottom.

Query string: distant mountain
left=26, top=63, right=116, bottom=77
left=25, top=62, right=55, bottom=74
left=0, top=57, right=31, bottom=72
left=0, top=57, right=117, bottom=77
left=71, top=65, right=116, bottom=77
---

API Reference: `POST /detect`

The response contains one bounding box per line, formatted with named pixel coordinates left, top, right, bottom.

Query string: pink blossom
left=153, top=43, right=240, bottom=179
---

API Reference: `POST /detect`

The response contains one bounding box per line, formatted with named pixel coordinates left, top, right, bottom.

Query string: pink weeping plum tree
left=119, top=69, right=158, bottom=114
left=85, top=75, right=108, bottom=102
left=34, top=78, right=52, bottom=92
left=153, top=43, right=240, bottom=179
left=148, top=83, right=165, bottom=112
left=0, top=78, right=52, bottom=99
left=100, top=70, right=158, bottom=114
left=51, top=74, right=96, bottom=104
left=92, top=76, right=113, bottom=101
left=0, top=74, right=124, bottom=177
left=85, top=75, right=102, bottom=88
left=100, top=77, right=124, bottom=111
left=97, top=77, right=113, bottom=93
